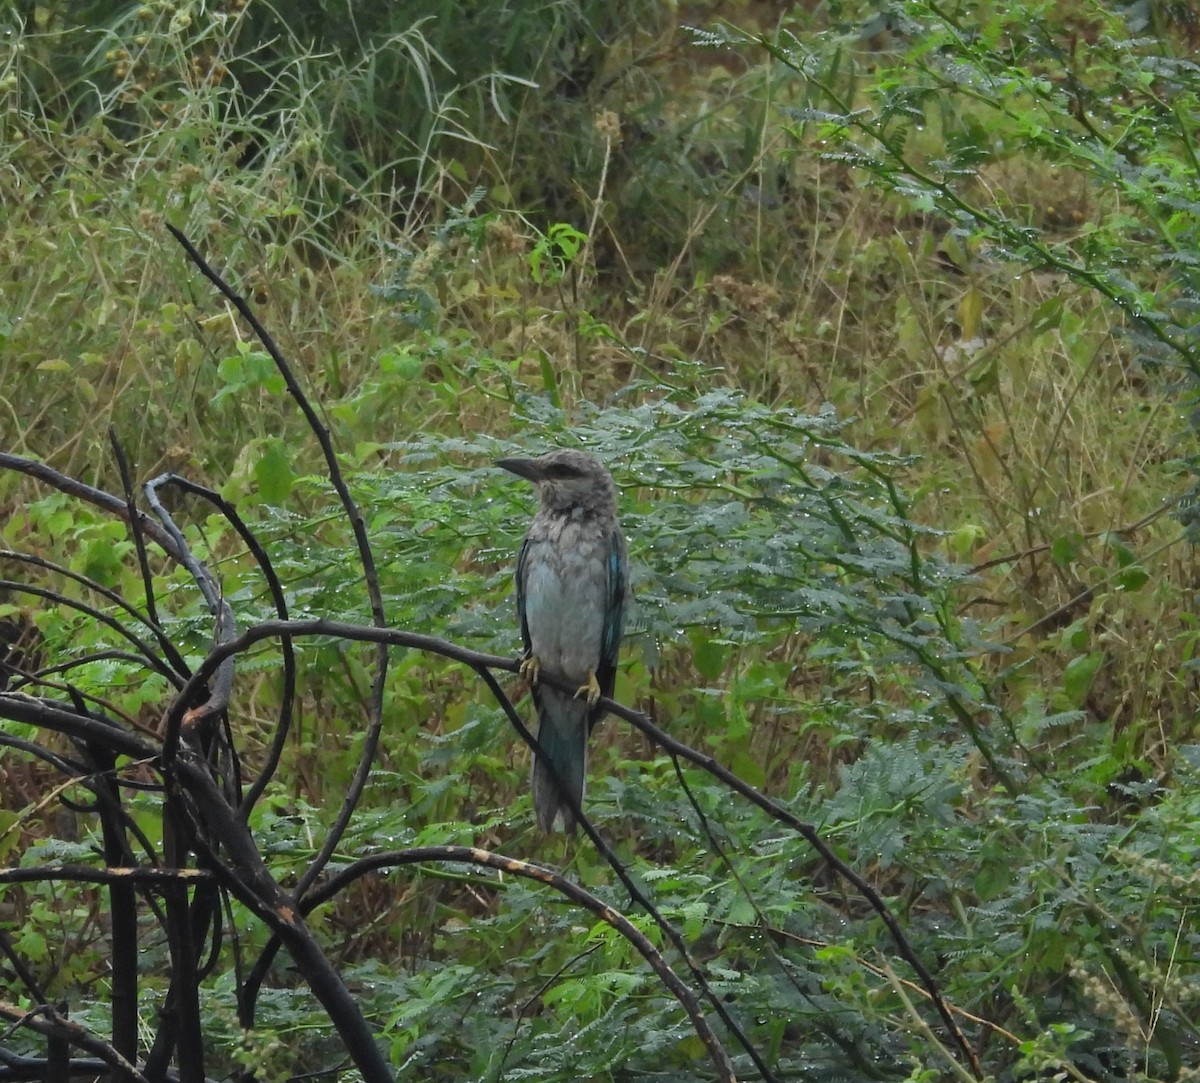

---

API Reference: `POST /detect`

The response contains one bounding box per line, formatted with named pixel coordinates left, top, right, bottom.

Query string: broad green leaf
left=255, top=439, right=295, bottom=505
left=1062, top=652, right=1103, bottom=707
left=690, top=634, right=728, bottom=681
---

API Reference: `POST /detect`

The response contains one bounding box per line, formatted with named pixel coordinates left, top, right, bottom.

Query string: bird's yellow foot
left=519, top=653, right=541, bottom=685
left=574, top=668, right=601, bottom=706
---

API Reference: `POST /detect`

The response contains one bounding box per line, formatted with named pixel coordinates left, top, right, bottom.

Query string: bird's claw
left=574, top=669, right=601, bottom=706
left=519, top=653, right=541, bottom=686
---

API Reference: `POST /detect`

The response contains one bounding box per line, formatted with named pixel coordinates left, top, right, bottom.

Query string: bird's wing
left=515, top=534, right=534, bottom=656
left=594, top=527, right=627, bottom=707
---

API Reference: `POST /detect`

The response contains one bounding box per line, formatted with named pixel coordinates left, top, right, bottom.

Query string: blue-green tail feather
left=531, top=687, right=589, bottom=832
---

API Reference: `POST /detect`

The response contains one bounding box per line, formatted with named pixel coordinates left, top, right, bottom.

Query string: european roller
left=497, top=449, right=628, bottom=832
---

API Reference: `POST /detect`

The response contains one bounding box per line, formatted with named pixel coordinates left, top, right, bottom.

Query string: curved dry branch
left=110, top=429, right=162, bottom=630
left=306, top=846, right=736, bottom=1083
left=164, top=615, right=979, bottom=1078
left=0, top=866, right=213, bottom=888
left=0, top=549, right=188, bottom=677
left=0, top=453, right=184, bottom=560
left=0, top=578, right=182, bottom=688
left=0, top=727, right=90, bottom=776
left=142, top=475, right=237, bottom=771
left=145, top=474, right=297, bottom=820
left=0, top=694, right=156, bottom=759
left=0, top=1001, right=150, bottom=1083
left=170, top=753, right=392, bottom=1082
left=164, top=225, right=390, bottom=903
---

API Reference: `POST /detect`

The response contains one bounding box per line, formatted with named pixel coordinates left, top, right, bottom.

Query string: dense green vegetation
left=2, top=0, right=1199, bottom=1080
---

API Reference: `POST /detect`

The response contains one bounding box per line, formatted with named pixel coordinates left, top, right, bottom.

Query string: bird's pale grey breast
left=521, top=514, right=611, bottom=681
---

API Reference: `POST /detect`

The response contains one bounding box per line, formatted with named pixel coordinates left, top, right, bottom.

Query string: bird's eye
left=544, top=463, right=582, bottom=479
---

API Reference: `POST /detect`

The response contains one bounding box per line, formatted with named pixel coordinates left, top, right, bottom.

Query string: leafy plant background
left=2, top=0, right=1199, bottom=1080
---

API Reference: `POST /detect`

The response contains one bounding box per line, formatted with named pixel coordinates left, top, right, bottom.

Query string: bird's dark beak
left=495, top=457, right=543, bottom=483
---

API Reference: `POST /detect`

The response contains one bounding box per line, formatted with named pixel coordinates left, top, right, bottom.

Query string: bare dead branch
left=164, top=225, right=391, bottom=904
left=0, top=866, right=213, bottom=887
left=0, top=1001, right=150, bottom=1083
left=142, top=475, right=237, bottom=767
left=0, top=454, right=184, bottom=560
left=0, top=579, right=182, bottom=688
left=0, top=694, right=155, bottom=759
left=307, top=845, right=737, bottom=1083
left=0, top=550, right=187, bottom=677
left=142, top=475, right=297, bottom=820
left=109, top=429, right=163, bottom=634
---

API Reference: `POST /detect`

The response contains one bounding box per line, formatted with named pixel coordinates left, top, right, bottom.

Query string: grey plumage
left=497, top=449, right=628, bottom=832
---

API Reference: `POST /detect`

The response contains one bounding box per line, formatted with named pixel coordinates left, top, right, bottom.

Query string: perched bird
left=497, top=449, right=628, bottom=832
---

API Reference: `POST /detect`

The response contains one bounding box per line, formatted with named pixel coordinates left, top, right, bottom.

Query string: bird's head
left=496, top=448, right=617, bottom=516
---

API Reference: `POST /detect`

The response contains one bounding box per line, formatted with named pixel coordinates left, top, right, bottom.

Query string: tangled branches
left=0, top=230, right=978, bottom=1083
